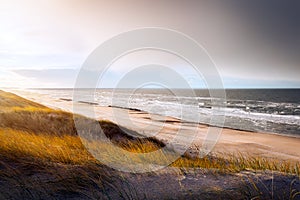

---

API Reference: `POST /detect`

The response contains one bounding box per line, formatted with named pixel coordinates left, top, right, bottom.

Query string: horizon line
left=2, top=87, right=300, bottom=90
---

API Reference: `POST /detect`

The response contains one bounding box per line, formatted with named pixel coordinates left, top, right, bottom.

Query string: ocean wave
left=26, top=89, right=300, bottom=135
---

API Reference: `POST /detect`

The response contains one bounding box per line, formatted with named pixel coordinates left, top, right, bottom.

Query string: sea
left=26, top=88, right=300, bottom=136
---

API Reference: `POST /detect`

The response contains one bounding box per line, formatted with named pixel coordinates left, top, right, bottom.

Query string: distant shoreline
left=33, top=91, right=300, bottom=139
left=5, top=88, right=300, bottom=163
left=5, top=88, right=300, bottom=136
left=6, top=87, right=300, bottom=136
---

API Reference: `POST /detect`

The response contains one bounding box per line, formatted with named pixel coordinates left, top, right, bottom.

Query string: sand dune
left=9, top=89, right=300, bottom=163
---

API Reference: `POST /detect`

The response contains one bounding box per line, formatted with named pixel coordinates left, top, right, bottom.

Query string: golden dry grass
left=171, top=153, right=300, bottom=175
left=0, top=90, right=299, bottom=175
left=0, top=128, right=94, bottom=164
left=0, top=90, right=299, bottom=199
left=0, top=124, right=299, bottom=176
left=0, top=91, right=46, bottom=111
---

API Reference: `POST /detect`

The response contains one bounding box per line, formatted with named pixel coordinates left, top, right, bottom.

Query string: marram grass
left=0, top=127, right=299, bottom=175
left=0, top=90, right=299, bottom=176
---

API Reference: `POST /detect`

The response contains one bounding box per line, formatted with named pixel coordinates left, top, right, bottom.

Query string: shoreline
left=6, top=89, right=300, bottom=162
left=1, top=89, right=300, bottom=199
left=98, top=104, right=300, bottom=138
left=10, top=89, right=300, bottom=139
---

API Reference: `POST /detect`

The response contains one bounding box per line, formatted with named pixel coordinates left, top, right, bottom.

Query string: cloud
left=0, top=69, right=37, bottom=88
left=223, top=76, right=300, bottom=88
left=7, top=67, right=300, bottom=89
left=0, top=0, right=299, bottom=88
left=12, top=69, right=79, bottom=88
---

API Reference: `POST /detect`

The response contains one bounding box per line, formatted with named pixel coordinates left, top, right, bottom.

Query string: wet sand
left=8, top=89, right=300, bottom=163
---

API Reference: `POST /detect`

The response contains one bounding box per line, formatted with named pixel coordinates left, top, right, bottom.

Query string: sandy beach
left=8, top=89, right=300, bottom=163
left=1, top=89, right=300, bottom=199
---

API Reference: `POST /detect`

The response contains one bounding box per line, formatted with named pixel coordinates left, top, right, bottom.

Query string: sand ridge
left=8, top=89, right=300, bottom=163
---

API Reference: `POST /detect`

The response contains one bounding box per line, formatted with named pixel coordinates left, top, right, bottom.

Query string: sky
left=0, top=0, right=299, bottom=88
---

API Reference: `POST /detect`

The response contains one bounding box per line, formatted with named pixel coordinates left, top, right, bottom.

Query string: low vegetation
left=0, top=90, right=299, bottom=199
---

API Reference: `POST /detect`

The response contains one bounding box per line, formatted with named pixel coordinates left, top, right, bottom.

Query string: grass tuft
left=0, top=90, right=299, bottom=199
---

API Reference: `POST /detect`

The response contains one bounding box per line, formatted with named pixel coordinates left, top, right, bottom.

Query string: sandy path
left=8, top=89, right=300, bottom=162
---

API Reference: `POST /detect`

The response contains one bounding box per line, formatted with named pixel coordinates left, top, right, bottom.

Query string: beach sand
left=8, top=89, right=300, bottom=163
left=1, top=89, right=300, bottom=199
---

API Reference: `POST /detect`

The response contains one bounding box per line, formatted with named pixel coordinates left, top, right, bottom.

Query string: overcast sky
left=0, top=0, right=299, bottom=88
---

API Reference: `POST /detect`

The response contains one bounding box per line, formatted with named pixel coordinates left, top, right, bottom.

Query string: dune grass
left=0, top=90, right=299, bottom=199
left=0, top=90, right=299, bottom=175
left=0, top=91, right=47, bottom=111
left=172, top=153, right=300, bottom=175
left=2, top=125, right=298, bottom=175
left=0, top=128, right=93, bottom=164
